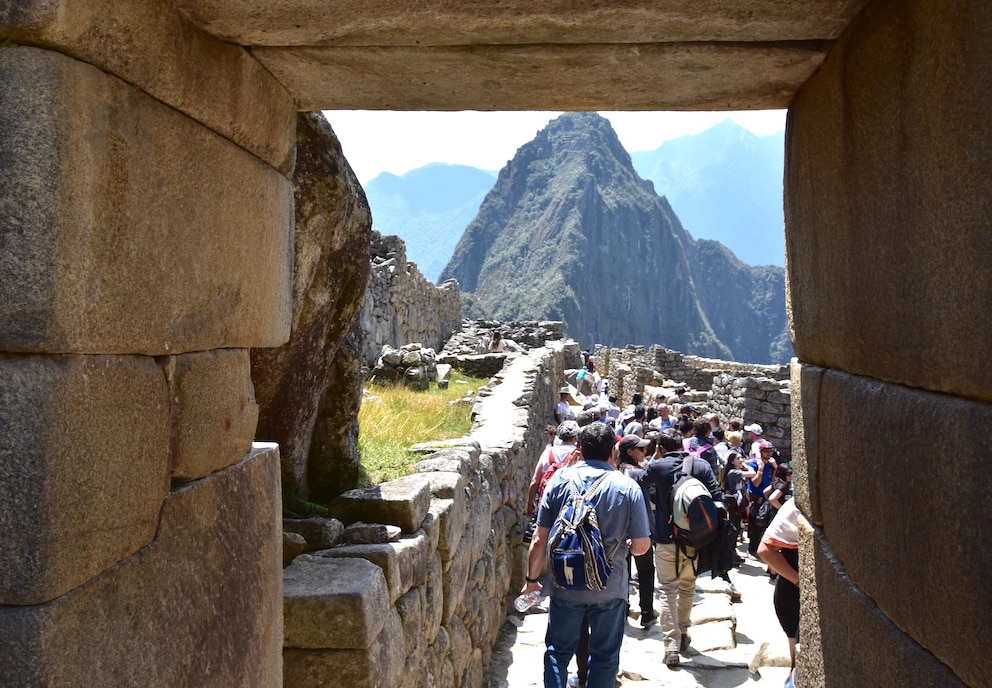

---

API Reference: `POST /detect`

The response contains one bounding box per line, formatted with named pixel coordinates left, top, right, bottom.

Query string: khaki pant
left=654, top=542, right=696, bottom=652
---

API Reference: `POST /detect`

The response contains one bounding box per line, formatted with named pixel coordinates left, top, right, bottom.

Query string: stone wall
left=282, top=342, right=576, bottom=687
left=0, top=15, right=291, bottom=684
left=597, top=344, right=789, bottom=407
left=786, top=1, right=992, bottom=685
left=5, top=4, right=989, bottom=687
left=441, top=320, right=567, bottom=355
left=709, top=374, right=792, bottom=459
left=437, top=320, right=568, bottom=379
left=360, top=231, right=462, bottom=366
left=596, top=344, right=792, bottom=459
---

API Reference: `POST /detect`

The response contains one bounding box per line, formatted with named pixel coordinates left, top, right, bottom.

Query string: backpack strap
left=571, top=472, right=623, bottom=562
left=569, top=471, right=611, bottom=502
left=681, top=453, right=694, bottom=478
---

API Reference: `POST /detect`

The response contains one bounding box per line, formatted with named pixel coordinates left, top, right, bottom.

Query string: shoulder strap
left=569, top=471, right=611, bottom=501
left=681, top=453, right=694, bottom=478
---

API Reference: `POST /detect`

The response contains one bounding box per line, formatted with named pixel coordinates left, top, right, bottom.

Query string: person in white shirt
left=555, top=387, right=572, bottom=425
left=744, top=423, right=764, bottom=460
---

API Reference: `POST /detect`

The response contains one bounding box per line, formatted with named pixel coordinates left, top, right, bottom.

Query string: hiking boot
left=640, top=610, right=658, bottom=628
left=665, top=650, right=680, bottom=667
left=680, top=633, right=691, bottom=654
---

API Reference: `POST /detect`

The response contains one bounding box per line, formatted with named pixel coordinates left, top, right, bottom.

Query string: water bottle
left=514, top=590, right=542, bottom=612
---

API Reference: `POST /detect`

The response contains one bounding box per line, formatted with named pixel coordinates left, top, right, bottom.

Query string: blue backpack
left=547, top=472, right=620, bottom=590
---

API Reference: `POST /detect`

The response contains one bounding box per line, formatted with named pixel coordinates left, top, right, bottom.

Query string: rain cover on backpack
left=547, top=472, right=618, bottom=590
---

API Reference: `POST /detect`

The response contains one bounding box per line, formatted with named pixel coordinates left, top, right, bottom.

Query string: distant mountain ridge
left=439, top=113, right=792, bottom=364
left=364, top=164, right=497, bottom=282
left=630, top=120, right=785, bottom=267
left=361, top=118, right=785, bottom=282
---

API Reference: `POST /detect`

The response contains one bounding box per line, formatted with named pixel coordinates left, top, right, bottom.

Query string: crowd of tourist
left=520, top=362, right=797, bottom=688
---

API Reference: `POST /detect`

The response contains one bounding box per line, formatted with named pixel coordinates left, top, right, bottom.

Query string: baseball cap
left=618, top=434, right=650, bottom=453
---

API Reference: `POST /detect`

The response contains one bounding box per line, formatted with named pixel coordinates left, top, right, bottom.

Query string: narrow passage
left=487, top=541, right=794, bottom=688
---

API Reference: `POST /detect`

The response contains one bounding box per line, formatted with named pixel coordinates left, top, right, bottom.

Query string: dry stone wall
left=597, top=343, right=792, bottom=459
left=360, top=232, right=461, bottom=366
left=0, top=25, right=290, bottom=685
left=283, top=342, right=575, bottom=688
left=710, top=374, right=792, bottom=459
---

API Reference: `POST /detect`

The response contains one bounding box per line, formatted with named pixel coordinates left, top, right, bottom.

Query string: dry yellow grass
left=357, top=373, right=486, bottom=486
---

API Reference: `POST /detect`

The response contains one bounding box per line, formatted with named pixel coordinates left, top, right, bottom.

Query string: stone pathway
left=486, top=545, right=793, bottom=688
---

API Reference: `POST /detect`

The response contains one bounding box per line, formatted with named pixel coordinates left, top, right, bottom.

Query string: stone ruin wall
left=283, top=341, right=579, bottom=687
left=596, top=344, right=793, bottom=460
left=437, top=319, right=567, bottom=379
left=360, top=231, right=462, bottom=367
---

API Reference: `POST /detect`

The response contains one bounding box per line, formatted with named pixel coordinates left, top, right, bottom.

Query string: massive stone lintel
left=173, top=0, right=869, bottom=46
left=0, top=46, right=292, bottom=356
left=254, top=42, right=829, bottom=111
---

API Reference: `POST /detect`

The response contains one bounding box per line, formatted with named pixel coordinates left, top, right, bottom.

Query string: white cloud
left=324, top=109, right=786, bottom=185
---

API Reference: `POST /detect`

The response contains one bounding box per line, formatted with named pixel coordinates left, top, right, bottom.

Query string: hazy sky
left=324, top=110, right=787, bottom=185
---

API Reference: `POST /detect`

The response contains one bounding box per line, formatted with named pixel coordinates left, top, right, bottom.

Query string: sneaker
left=640, top=610, right=659, bottom=628
left=729, top=583, right=742, bottom=602
left=567, top=677, right=585, bottom=688
left=680, top=633, right=691, bottom=654
left=665, top=650, right=680, bottom=667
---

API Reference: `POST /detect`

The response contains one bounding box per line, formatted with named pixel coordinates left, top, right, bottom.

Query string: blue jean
left=544, top=596, right=626, bottom=688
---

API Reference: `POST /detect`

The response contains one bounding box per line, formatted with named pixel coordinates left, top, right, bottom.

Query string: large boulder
left=250, top=111, right=372, bottom=502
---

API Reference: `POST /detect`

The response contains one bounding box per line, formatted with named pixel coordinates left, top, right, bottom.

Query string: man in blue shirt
left=520, top=422, right=652, bottom=688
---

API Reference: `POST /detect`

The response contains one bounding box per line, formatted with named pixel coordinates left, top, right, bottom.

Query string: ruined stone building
left=1, top=1, right=989, bottom=686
